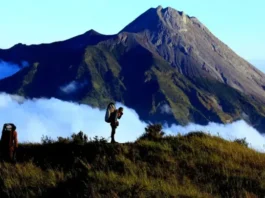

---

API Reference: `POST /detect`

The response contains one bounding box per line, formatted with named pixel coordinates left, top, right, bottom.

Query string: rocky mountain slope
left=0, top=6, right=265, bottom=132
left=120, top=6, right=265, bottom=103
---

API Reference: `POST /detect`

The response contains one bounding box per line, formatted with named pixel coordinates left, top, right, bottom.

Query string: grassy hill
left=0, top=124, right=265, bottom=198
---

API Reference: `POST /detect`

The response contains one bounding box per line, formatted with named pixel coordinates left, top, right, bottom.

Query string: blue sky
left=0, top=0, right=264, bottom=62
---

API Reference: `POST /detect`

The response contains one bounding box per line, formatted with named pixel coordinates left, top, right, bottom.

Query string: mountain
left=0, top=6, right=265, bottom=132
left=120, top=6, right=265, bottom=103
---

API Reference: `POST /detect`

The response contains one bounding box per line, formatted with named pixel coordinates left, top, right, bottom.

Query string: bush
left=90, top=136, right=108, bottom=144
left=137, top=124, right=165, bottom=141
left=57, top=136, right=71, bottom=144
left=71, top=131, right=88, bottom=145
left=41, top=135, right=54, bottom=144
left=185, top=131, right=208, bottom=138
left=234, top=137, right=249, bottom=147
left=41, top=131, right=88, bottom=145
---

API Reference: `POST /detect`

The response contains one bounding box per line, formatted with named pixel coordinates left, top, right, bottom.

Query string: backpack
left=105, top=102, right=116, bottom=123
left=2, top=123, right=16, bottom=133
left=1, top=123, right=16, bottom=148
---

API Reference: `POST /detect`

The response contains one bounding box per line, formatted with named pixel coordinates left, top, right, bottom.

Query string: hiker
left=109, top=107, right=124, bottom=143
left=0, top=123, right=18, bottom=163
left=105, top=103, right=123, bottom=143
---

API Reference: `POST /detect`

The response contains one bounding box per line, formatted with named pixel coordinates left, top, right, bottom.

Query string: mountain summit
left=0, top=6, right=265, bottom=133
left=122, top=6, right=265, bottom=104
left=121, top=6, right=195, bottom=33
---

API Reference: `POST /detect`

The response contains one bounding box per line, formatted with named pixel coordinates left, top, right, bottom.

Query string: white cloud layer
left=60, top=80, right=88, bottom=94
left=0, top=92, right=264, bottom=152
left=163, top=121, right=265, bottom=152
left=0, top=59, right=29, bottom=80
left=0, top=92, right=146, bottom=144
left=160, top=104, right=173, bottom=114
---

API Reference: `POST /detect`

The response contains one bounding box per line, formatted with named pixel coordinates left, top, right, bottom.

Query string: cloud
left=160, top=104, right=173, bottom=114
left=163, top=121, right=265, bottom=152
left=0, top=92, right=146, bottom=143
left=0, top=92, right=265, bottom=153
left=0, top=59, right=29, bottom=80
left=60, top=80, right=87, bottom=94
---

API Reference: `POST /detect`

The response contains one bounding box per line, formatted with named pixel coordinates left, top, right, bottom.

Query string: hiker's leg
left=111, top=125, right=116, bottom=143
left=11, top=149, right=16, bottom=164
left=8, top=149, right=14, bottom=163
left=2, top=149, right=9, bottom=162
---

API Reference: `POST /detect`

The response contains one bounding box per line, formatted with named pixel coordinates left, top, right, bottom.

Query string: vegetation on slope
left=0, top=124, right=265, bottom=198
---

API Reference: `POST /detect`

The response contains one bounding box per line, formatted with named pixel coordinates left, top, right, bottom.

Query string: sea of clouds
left=0, top=93, right=264, bottom=152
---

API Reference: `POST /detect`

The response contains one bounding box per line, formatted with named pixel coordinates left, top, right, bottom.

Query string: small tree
left=234, top=137, right=249, bottom=148
left=57, top=136, right=71, bottom=144
left=41, top=135, right=54, bottom=144
left=138, top=124, right=165, bottom=141
left=91, top=136, right=108, bottom=143
left=71, top=131, right=88, bottom=145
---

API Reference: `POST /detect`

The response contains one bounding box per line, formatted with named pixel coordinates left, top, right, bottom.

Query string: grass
left=1, top=126, right=265, bottom=197
left=0, top=162, right=65, bottom=197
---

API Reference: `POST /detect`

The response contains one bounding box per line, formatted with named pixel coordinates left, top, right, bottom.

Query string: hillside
left=0, top=6, right=265, bottom=133
left=1, top=125, right=265, bottom=198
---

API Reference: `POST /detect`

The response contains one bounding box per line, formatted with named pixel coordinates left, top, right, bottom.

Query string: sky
left=0, top=0, right=264, bottom=63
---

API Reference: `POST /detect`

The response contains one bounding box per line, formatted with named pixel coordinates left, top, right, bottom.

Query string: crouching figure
left=0, top=123, right=18, bottom=163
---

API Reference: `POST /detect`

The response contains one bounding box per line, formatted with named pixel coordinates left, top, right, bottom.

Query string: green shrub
left=71, top=131, right=88, bottom=145
left=137, top=124, right=165, bottom=141
left=41, top=135, right=54, bottom=144
left=234, top=137, right=249, bottom=147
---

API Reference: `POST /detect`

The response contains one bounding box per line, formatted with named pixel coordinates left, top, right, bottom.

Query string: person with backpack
left=105, top=103, right=124, bottom=143
left=0, top=123, right=18, bottom=163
